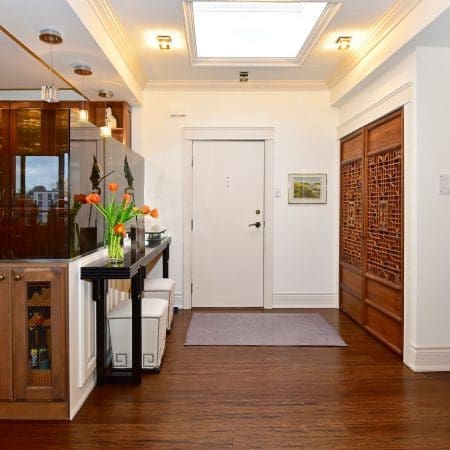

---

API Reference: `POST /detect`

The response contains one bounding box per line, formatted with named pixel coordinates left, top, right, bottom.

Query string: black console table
left=80, top=237, right=171, bottom=385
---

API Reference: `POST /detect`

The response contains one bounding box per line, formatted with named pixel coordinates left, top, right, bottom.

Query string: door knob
left=248, top=221, right=261, bottom=228
left=0, top=275, right=5, bottom=281
left=14, top=274, right=22, bottom=281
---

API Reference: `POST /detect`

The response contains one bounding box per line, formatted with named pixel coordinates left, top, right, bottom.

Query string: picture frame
left=288, top=173, right=327, bottom=204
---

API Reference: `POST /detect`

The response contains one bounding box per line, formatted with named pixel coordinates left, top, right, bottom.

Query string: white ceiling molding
left=182, top=0, right=341, bottom=67
left=146, top=79, right=329, bottom=92
left=66, top=0, right=147, bottom=105
left=328, top=0, right=422, bottom=89
left=329, top=0, right=450, bottom=105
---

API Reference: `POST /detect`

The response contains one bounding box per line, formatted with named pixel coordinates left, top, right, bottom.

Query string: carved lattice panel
left=341, top=159, right=363, bottom=269
left=366, top=148, right=402, bottom=285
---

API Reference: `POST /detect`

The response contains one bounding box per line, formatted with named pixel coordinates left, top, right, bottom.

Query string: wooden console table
left=80, top=237, right=171, bottom=385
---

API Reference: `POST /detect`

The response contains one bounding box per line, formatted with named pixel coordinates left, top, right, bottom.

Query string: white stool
left=108, top=297, right=168, bottom=371
left=142, top=278, right=175, bottom=331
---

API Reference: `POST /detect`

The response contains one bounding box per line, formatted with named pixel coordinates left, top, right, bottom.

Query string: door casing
left=183, top=127, right=274, bottom=309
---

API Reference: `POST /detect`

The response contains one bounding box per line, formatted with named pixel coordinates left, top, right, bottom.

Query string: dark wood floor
left=1, top=309, right=450, bottom=449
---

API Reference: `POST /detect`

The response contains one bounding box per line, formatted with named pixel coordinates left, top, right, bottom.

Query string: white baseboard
left=174, top=293, right=184, bottom=309
left=69, top=374, right=96, bottom=420
left=404, top=345, right=450, bottom=372
left=175, top=293, right=338, bottom=309
left=272, top=293, right=338, bottom=309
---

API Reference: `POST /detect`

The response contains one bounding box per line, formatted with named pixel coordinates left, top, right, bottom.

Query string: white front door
left=192, top=140, right=265, bottom=307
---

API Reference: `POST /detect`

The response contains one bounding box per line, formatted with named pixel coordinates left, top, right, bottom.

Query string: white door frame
left=183, top=127, right=274, bottom=309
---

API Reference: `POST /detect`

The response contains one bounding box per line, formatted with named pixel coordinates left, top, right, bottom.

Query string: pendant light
left=74, top=65, right=92, bottom=123
left=98, top=89, right=113, bottom=138
left=39, top=29, right=63, bottom=103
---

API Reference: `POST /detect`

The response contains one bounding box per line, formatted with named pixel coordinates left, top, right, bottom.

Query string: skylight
left=192, top=1, right=329, bottom=59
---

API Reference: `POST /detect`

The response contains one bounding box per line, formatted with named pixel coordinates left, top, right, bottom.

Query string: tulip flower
left=108, top=182, right=119, bottom=192
left=150, top=208, right=159, bottom=218
left=86, top=193, right=101, bottom=204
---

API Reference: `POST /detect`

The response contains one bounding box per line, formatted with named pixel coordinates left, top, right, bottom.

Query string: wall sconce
left=336, top=36, right=352, bottom=50
left=39, top=29, right=63, bottom=103
left=98, top=89, right=113, bottom=138
left=157, top=35, right=172, bottom=50
left=74, top=65, right=92, bottom=123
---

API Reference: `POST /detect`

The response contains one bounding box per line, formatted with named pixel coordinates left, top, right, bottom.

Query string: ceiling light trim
left=327, top=0, right=423, bottom=88
left=146, top=79, right=329, bottom=92
left=183, top=1, right=341, bottom=67
left=66, top=0, right=147, bottom=104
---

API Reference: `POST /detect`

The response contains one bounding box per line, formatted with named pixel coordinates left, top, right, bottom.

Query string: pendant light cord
left=50, top=40, right=54, bottom=86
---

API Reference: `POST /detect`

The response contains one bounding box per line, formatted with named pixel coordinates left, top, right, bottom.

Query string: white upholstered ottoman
left=142, top=278, right=175, bottom=331
left=108, top=297, right=168, bottom=371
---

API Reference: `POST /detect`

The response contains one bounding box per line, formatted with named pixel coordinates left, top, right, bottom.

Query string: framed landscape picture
left=288, top=173, right=327, bottom=204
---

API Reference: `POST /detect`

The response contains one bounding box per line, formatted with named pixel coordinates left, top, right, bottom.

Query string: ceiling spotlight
left=336, top=36, right=352, bottom=50
left=239, top=71, right=249, bottom=83
left=39, top=29, right=63, bottom=103
left=157, top=35, right=172, bottom=50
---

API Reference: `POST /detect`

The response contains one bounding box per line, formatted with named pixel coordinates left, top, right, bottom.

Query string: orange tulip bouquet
left=85, top=182, right=158, bottom=263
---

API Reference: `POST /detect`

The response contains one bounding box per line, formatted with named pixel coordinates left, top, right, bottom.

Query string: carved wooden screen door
left=340, top=109, right=404, bottom=355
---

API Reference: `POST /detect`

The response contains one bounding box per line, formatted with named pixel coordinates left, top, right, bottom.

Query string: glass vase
left=106, top=227, right=124, bottom=264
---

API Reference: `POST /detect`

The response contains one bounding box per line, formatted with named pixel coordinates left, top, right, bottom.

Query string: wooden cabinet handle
left=14, top=274, right=22, bottom=281
left=0, top=275, right=5, bottom=281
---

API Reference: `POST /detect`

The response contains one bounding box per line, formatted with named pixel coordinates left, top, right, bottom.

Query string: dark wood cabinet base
left=0, top=401, right=68, bottom=420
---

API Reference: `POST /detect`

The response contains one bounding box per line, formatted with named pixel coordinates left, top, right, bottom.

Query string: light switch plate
left=439, top=174, right=450, bottom=195
left=274, top=188, right=281, bottom=198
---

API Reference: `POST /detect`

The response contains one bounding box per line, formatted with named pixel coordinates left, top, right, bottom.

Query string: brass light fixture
left=157, top=35, right=172, bottom=50
left=98, top=89, right=113, bottom=138
left=74, top=65, right=92, bottom=123
left=39, top=29, right=63, bottom=103
left=336, top=36, right=352, bottom=50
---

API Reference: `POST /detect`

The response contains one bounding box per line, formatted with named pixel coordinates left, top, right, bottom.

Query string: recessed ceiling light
left=157, top=35, right=172, bottom=50
left=191, top=1, right=329, bottom=58
left=336, top=36, right=352, bottom=50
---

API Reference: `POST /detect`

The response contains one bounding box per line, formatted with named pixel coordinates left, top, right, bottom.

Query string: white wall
left=136, top=89, right=339, bottom=308
left=415, top=47, right=450, bottom=352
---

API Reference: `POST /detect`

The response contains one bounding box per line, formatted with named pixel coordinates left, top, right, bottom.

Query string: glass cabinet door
left=0, top=103, right=10, bottom=206
left=8, top=106, right=70, bottom=258
left=13, top=267, right=66, bottom=401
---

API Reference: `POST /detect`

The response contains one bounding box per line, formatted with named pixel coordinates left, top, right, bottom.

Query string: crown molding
left=67, top=0, right=147, bottom=104
left=327, top=0, right=423, bottom=88
left=182, top=0, right=341, bottom=67
left=146, top=79, right=329, bottom=92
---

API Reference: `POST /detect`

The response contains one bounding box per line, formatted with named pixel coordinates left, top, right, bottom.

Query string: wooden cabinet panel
left=12, top=267, right=67, bottom=402
left=341, top=132, right=363, bottom=161
left=339, top=109, right=404, bottom=355
left=0, top=269, right=13, bottom=401
left=366, top=276, right=402, bottom=320
left=340, top=289, right=363, bottom=325
left=340, top=130, right=364, bottom=325
left=88, top=101, right=131, bottom=148
left=365, top=305, right=402, bottom=354
left=367, top=114, right=402, bottom=153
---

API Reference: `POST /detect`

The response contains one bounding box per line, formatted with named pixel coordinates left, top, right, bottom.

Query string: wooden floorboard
left=1, top=309, right=450, bottom=449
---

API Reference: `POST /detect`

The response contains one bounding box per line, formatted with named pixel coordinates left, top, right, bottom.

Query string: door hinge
left=191, top=156, right=194, bottom=167
left=191, top=283, right=193, bottom=294
left=191, top=219, right=193, bottom=230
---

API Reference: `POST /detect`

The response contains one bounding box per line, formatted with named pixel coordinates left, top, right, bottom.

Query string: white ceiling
left=109, top=0, right=396, bottom=81
left=0, top=0, right=449, bottom=105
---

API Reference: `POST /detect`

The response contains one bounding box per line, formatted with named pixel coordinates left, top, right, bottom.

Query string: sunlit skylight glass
left=192, top=1, right=328, bottom=58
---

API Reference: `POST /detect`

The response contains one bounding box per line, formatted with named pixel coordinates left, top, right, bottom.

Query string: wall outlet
left=274, top=188, right=281, bottom=198
left=439, top=174, right=450, bottom=195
